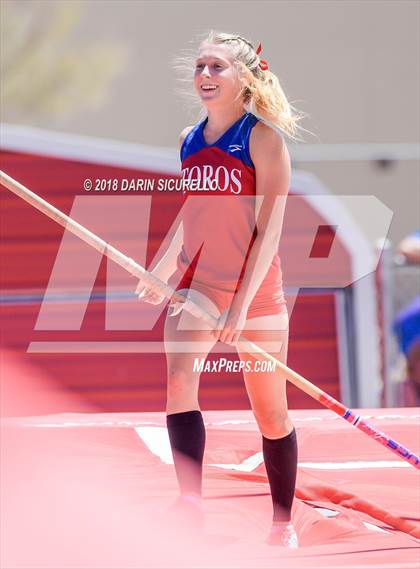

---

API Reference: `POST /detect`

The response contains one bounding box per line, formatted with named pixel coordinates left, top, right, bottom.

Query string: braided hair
left=201, top=31, right=305, bottom=141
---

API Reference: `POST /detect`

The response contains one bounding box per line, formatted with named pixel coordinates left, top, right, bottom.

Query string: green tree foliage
left=0, top=0, right=127, bottom=120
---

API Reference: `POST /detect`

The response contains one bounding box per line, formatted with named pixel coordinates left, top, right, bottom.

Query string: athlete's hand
left=135, top=271, right=168, bottom=305
left=213, top=306, right=248, bottom=346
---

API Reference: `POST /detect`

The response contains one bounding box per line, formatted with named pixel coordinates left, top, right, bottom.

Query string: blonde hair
left=174, top=30, right=308, bottom=142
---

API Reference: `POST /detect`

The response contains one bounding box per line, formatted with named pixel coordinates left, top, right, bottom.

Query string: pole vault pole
left=1, top=169, right=419, bottom=470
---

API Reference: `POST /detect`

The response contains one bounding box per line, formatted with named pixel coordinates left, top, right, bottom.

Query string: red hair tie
left=256, top=43, right=269, bottom=71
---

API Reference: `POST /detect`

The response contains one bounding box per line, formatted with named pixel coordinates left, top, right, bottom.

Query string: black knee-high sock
left=166, top=410, right=206, bottom=497
left=262, top=428, right=298, bottom=522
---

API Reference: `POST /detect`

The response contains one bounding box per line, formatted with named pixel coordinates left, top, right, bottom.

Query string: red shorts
left=168, top=270, right=287, bottom=320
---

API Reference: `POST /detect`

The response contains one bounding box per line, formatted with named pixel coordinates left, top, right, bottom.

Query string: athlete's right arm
left=135, top=127, right=193, bottom=304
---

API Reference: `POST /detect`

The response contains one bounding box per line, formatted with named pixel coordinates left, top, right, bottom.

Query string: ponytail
left=203, top=31, right=308, bottom=141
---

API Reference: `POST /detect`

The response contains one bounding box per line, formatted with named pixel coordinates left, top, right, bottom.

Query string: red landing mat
left=1, top=407, right=419, bottom=569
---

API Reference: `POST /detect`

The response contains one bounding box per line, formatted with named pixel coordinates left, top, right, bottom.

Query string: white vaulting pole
left=1, top=169, right=419, bottom=471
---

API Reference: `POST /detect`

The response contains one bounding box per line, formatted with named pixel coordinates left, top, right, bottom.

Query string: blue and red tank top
left=176, top=111, right=283, bottom=297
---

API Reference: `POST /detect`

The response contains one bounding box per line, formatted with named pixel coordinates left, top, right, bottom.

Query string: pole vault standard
left=1, top=169, right=419, bottom=470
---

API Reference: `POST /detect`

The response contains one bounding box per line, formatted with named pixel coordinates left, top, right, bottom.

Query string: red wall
left=1, top=150, right=348, bottom=412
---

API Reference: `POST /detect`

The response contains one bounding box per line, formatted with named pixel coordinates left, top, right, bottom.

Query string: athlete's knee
left=167, top=366, right=196, bottom=394
left=254, top=408, right=292, bottom=438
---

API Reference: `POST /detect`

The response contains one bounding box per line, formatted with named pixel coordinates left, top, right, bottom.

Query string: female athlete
left=136, top=31, right=304, bottom=547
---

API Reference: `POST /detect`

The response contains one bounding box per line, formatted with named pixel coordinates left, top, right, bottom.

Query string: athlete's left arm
left=216, top=123, right=290, bottom=345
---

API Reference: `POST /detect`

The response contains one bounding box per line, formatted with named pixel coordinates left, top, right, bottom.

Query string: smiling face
left=194, top=42, right=244, bottom=110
